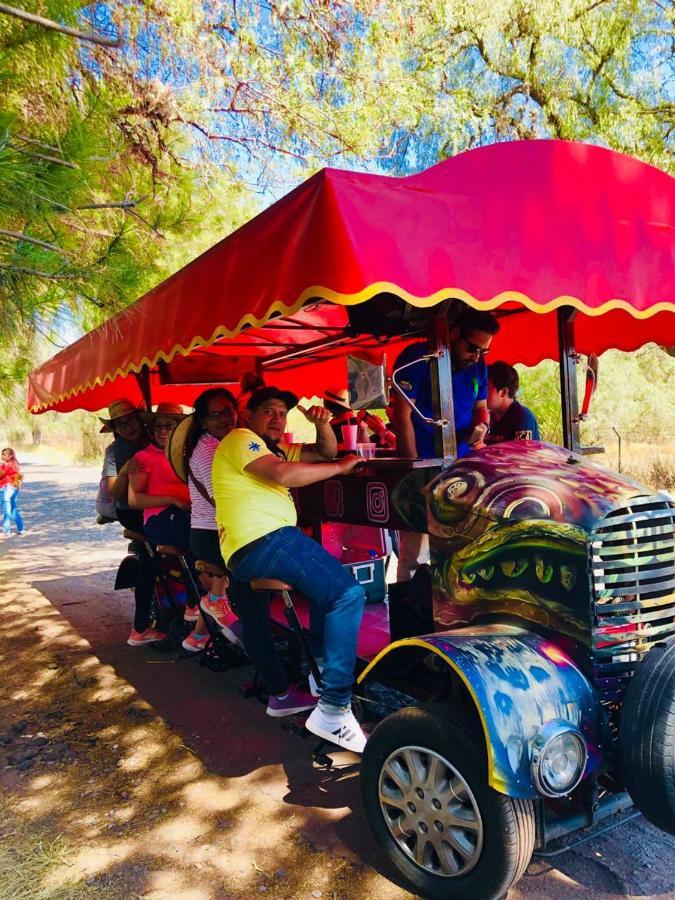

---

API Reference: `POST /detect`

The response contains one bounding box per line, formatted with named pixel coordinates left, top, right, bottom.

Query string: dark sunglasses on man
left=460, top=334, right=491, bottom=356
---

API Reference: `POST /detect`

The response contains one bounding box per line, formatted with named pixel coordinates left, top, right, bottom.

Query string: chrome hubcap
left=378, top=745, right=483, bottom=877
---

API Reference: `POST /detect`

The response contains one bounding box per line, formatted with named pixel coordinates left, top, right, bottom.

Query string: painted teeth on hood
left=560, top=564, right=578, bottom=591
left=477, top=565, right=495, bottom=581
left=500, top=559, right=528, bottom=577
left=535, top=555, right=554, bottom=583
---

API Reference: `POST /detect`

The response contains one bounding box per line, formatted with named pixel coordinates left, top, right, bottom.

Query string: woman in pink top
left=128, top=403, right=191, bottom=544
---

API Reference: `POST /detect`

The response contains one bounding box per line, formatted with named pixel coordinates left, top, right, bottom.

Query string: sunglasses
left=461, top=336, right=491, bottom=357
left=153, top=421, right=175, bottom=432
left=115, top=415, right=140, bottom=429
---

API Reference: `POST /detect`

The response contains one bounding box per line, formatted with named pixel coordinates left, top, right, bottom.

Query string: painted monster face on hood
left=426, top=442, right=651, bottom=643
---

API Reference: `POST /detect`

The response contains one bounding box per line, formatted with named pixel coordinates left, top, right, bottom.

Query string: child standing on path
left=0, top=448, right=25, bottom=537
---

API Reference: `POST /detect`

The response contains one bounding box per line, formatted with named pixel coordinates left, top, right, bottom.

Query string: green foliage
left=0, top=1, right=260, bottom=351
left=1, top=0, right=674, bottom=420
left=519, top=345, right=675, bottom=444
left=518, top=345, right=675, bottom=484
left=346, top=0, right=675, bottom=174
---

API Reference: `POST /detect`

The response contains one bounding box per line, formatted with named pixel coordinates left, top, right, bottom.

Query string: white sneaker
left=305, top=704, right=367, bottom=754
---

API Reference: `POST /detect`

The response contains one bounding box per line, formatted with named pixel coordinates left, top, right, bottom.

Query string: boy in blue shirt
left=391, top=308, right=500, bottom=580
left=486, top=361, right=540, bottom=442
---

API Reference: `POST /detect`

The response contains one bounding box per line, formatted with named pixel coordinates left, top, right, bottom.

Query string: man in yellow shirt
left=213, top=386, right=367, bottom=753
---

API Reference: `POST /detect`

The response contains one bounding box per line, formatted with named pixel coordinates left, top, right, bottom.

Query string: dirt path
left=1, top=458, right=674, bottom=899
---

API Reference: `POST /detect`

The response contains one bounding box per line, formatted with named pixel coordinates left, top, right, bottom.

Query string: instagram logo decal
left=324, top=480, right=344, bottom=518
left=366, top=482, right=389, bottom=523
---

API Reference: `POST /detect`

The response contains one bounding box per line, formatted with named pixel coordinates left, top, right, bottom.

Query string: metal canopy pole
left=557, top=306, right=581, bottom=451
left=134, top=367, right=152, bottom=412
left=429, top=309, right=456, bottom=463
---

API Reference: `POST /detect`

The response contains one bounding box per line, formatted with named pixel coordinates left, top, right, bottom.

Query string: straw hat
left=165, top=414, right=194, bottom=483
left=322, top=387, right=351, bottom=411
left=141, top=401, right=186, bottom=424
left=98, top=398, right=143, bottom=433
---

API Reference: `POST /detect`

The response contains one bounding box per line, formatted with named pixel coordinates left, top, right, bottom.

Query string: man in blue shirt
left=486, top=361, right=540, bottom=442
left=391, top=308, right=500, bottom=580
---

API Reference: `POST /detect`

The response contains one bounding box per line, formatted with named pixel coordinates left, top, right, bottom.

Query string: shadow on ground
left=1, top=460, right=674, bottom=898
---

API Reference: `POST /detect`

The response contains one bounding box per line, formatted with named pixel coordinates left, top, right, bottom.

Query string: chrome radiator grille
left=590, top=495, right=675, bottom=718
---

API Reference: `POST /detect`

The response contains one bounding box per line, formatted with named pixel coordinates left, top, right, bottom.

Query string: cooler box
left=321, top=523, right=389, bottom=605
left=342, top=548, right=386, bottom=605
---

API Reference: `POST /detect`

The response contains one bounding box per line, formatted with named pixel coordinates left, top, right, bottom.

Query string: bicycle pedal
left=238, top=679, right=259, bottom=698
left=310, top=740, right=334, bottom=769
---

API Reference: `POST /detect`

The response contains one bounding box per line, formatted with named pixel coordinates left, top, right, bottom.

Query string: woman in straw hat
left=99, top=399, right=149, bottom=519
left=168, top=388, right=242, bottom=653
left=99, top=399, right=162, bottom=646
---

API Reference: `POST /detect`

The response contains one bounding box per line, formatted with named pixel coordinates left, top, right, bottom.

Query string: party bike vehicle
left=28, top=140, right=675, bottom=899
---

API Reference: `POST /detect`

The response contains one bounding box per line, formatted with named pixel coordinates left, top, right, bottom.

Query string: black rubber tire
left=360, top=707, right=534, bottom=900
left=620, top=636, right=675, bottom=833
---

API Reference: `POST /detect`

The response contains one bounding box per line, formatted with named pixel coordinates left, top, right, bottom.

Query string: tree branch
left=183, top=119, right=307, bottom=159
left=0, top=264, right=80, bottom=279
left=0, top=2, right=120, bottom=47
left=75, top=196, right=149, bottom=210
left=14, top=133, right=62, bottom=154
left=0, top=228, right=70, bottom=257
left=9, top=144, right=79, bottom=168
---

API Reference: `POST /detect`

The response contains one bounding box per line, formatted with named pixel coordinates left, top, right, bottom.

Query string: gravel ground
left=0, top=456, right=674, bottom=899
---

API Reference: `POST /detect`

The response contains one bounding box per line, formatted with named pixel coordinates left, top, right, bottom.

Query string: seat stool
left=156, top=544, right=201, bottom=608
left=196, top=560, right=229, bottom=583
left=156, top=543, right=184, bottom=558
left=250, top=578, right=322, bottom=688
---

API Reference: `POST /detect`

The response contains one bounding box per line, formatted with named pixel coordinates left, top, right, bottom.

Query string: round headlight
left=531, top=721, right=587, bottom=797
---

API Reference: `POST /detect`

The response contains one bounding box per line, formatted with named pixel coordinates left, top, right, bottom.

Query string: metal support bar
left=429, top=310, right=456, bottom=463
left=172, top=552, right=202, bottom=608
left=280, top=590, right=323, bottom=686
left=134, top=367, right=152, bottom=412
left=542, top=791, right=633, bottom=844
left=557, top=306, right=581, bottom=451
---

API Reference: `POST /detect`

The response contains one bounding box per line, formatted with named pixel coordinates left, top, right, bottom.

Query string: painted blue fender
left=358, top=624, right=601, bottom=799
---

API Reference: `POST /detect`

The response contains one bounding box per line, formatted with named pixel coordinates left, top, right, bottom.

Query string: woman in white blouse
left=181, top=388, right=241, bottom=652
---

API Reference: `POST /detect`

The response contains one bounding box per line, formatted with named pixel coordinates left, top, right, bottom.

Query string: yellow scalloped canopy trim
left=28, top=283, right=675, bottom=412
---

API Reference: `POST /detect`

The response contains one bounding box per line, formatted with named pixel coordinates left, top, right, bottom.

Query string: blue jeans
left=230, top=526, right=366, bottom=708
left=2, top=485, right=24, bottom=534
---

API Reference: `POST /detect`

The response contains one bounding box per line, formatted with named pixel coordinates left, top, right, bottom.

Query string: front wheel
left=360, top=707, right=534, bottom=900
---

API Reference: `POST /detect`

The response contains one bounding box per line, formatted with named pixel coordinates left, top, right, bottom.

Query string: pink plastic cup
left=283, top=431, right=295, bottom=444
left=341, top=424, right=358, bottom=451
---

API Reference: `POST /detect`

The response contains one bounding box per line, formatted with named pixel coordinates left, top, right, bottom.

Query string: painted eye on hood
left=446, top=478, right=469, bottom=499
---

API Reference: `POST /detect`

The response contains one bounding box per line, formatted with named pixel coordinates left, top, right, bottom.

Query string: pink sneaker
left=127, top=627, right=167, bottom=646
left=182, top=631, right=209, bottom=653
left=200, top=597, right=243, bottom=647
left=183, top=604, right=199, bottom=622
left=200, top=595, right=231, bottom=628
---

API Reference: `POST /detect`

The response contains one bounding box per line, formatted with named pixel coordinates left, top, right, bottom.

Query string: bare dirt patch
left=0, top=578, right=408, bottom=899
left=2, top=459, right=674, bottom=900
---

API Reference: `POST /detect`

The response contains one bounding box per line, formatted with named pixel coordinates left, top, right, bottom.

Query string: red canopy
left=28, top=139, right=675, bottom=413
